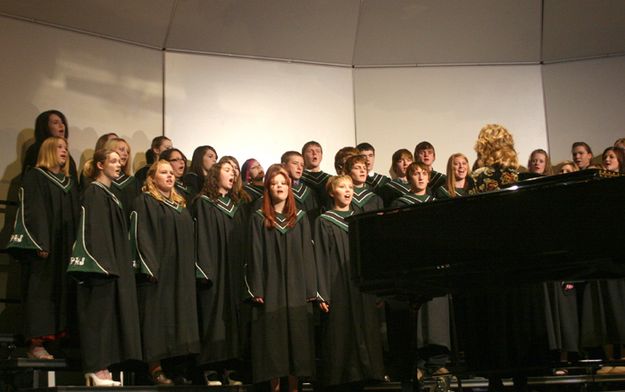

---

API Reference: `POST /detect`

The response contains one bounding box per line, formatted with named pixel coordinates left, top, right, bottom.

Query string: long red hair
left=262, top=164, right=298, bottom=229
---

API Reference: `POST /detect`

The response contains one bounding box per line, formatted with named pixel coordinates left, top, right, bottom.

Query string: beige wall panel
left=0, top=17, right=163, bottom=259
left=166, top=0, right=360, bottom=64
left=164, top=52, right=355, bottom=174
left=354, top=65, right=548, bottom=175
left=543, top=56, right=625, bottom=163
left=543, top=0, right=625, bottom=62
left=354, top=0, right=542, bottom=65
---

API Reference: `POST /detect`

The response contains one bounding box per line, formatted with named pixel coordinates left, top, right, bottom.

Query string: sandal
left=27, top=345, right=54, bottom=360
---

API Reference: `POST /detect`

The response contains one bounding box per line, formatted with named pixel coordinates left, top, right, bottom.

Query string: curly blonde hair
left=474, top=124, right=519, bottom=169
left=142, top=160, right=186, bottom=207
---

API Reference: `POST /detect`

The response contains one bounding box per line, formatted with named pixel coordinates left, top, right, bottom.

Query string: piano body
left=350, top=169, right=625, bottom=299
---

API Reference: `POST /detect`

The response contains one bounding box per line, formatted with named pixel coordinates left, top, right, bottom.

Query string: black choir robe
left=314, top=210, right=385, bottom=386
left=134, top=165, right=149, bottom=193
left=110, top=173, right=138, bottom=222
left=351, top=186, right=384, bottom=214
left=7, top=168, right=79, bottom=339
left=301, top=169, right=332, bottom=210
left=581, top=279, right=625, bottom=347
left=243, top=183, right=264, bottom=203
left=192, top=195, right=245, bottom=366
left=366, top=172, right=390, bottom=193
left=427, top=170, right=446, bottom=192
left=245, top=209, right=316, bottom=382
left=434, top=186, right=468, bottom=199
left=379, top=179, right=410, bottom=208
left=175, top=180, right=192, bottom=206
left=130, top=193, right=200, bottom=362
left=68, top=182, right=142, bottom=371
left=183, top=172, right=203, bottom=202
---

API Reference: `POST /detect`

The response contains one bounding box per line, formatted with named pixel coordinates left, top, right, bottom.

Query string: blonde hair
left=325, top=175, right=353, bottom=197
left=474, top=124, right=519, bottom=169
left=104, top=138, right=132, bottom=176
left=142, top=160, right=186, bottom=207
left=557, top=160, right=579, bottom=173
left=445, top=153, right=471, bottom=198
left=36, top=136, right=70, bottom=176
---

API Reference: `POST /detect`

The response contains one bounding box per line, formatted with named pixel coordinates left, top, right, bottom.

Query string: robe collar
left=351, top=186, right=376, bottom=207
left=397, top=193, right=433, bottom=205
left=385, top=178, right=410, bottom=195
left=320, top=209, right=353, bottom=232
left=256, top=208, right=305, bottom=234
left=92, top=181, right=123, bottom=209
left=302, top=170, right=331, bottom=186
left=292, top=182, right=311, bottom=202
left=202, top=194, right=238, bottom=218
left=35, top=168, right=73, bottom=193
left=112, top=172, right=133, bottom=189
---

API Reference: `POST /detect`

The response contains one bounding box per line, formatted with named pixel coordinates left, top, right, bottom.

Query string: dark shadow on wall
left=0, top=127, right=35, bottom=336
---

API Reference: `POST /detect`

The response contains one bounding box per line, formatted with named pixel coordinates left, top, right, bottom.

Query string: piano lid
left=349, top=169, right=625, bottom=298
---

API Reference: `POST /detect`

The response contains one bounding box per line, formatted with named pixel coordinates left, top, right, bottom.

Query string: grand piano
left=350, top=169, right=625, bottom=299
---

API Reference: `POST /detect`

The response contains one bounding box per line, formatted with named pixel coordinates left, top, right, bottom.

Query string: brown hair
left=261, top=164, right=297, bottom=229
left=201, top=161, right=241, bottom=203
left=344, top=154, right=367, bottom=174
left=83, top=149, right=117, bottom=180
left=219, top=156, right=251, bottom=203
left=334, top=147, right=359, bottom=175
left=389, top=149, right=413, bottom=179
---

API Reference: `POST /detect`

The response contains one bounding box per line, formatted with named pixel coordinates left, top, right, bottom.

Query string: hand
left=252, top=297, right=264, bottom=304
left=319, top=302, right=330, bottom=313
left=37, top=250, right=49, bottom=259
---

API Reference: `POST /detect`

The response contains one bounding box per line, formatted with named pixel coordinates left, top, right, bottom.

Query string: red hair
left=262, top=164, right=298, bottom=229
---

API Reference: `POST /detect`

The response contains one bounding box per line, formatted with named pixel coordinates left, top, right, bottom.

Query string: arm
left=129, top=195, right=162, bottom=281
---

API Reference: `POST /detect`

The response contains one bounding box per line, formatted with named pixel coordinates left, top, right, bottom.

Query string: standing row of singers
left=7, top=110, right=625, bottom=390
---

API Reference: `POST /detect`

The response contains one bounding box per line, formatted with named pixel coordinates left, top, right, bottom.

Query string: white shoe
left=85, top=373, right=122, bottom=387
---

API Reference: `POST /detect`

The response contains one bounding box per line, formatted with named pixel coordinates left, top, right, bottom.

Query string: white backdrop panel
left=0, top=16, right=162, bottom=224
left=543, top=56, right=625, bottom=163
left=165, top=53, right=355, bottom=174
left=354, top=65, right=548, bottom=174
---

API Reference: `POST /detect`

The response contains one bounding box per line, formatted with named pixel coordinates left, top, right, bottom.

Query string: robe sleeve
left=300, top=213, right=318, bottom=301
left=372, top=194, right=384, bottom=210
left=7, top=171, right=49, bottom=255
left=192, top=199, right=212, bottom=282
left=388, top=198, right=403, bottom=209
left=244, top=213, right=265, bottom=299
left=313, top=218, right=333, bottom=303
left=130, top=194, right=162, bottom=280
left=68, top=188, right=121, bottom=281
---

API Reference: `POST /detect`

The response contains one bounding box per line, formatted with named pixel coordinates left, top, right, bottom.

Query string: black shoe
left=203, top=370, right=222, bottom=386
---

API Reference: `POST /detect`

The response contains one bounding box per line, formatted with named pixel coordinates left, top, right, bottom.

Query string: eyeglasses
left=169, top=158, right=185, bottom=163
